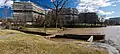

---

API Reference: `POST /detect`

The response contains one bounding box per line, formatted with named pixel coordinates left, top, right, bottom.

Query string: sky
left=0, top=0, right=120, bottom=19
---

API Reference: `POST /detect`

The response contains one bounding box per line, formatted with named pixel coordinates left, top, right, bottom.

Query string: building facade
left=78, top=12, right=99, bottom=24
left=12, top=2, right=45, bottom=25
left=59, top=8, right=79, bottom=26
left=47, top=8, right=79, bottom=27
left=47, top=8, right=101, bottom=27
left=109, top=17, right=120, bottom=25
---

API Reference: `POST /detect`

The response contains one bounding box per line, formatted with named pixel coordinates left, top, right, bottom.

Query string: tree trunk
left=56, top=8, right=58, bottom=28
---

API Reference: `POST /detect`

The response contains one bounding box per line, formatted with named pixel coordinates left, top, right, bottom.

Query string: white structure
left=12, top=1, right=45, bottom=24
left=0, top=19, right=3, bottom=25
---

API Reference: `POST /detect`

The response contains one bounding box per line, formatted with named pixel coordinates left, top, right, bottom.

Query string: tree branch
left=43, top=4, right=53, bottom=9
left=52, top=2, right=57, bottom=7
left=58, top=0, right=64, bottom=6
left=58, top=0, right=68, bottom=12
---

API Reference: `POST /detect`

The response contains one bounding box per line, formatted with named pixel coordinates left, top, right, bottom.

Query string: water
left=104, top=26, right=120, bottom=45
left=69, top=26, right=120, bottom=54
left=82, top=26, right=120, bottom=54
left=93, top=42, right=119, bottom=54
left=59, top=26, right=120, bottom=45
left=52, top=26, right=120, bottom=54
left=63, top=26, right=120, bottom=46
left=92, top=26, right=120, bottom=54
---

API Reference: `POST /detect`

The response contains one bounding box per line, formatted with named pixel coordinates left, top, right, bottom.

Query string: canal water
left=80, top=26, right=120, bottom=54
left=103, top=26, right=120, bottom=54
left=104, top=26, right=120, bottom=45
left=66, top=26, right=120, bottom=54
left=51, top=26, right=120, bottom=54
left=76, top=26, right=120, bottom=54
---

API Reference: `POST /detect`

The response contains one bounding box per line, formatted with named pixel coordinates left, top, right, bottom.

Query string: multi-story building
left=78, top=12, right=99, bottom=24
left=59, top=8, right=79, bottom=26
left=109, top=17, right=120, bottom=25
left=12, top=1, right=45, bottom=25
left=47, top=8, right=79, bottom=27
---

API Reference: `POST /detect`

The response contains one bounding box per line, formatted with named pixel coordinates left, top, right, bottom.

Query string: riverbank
left=0, top=29, right=107, bottom=54
left=92, top=42, right=120, bottom=54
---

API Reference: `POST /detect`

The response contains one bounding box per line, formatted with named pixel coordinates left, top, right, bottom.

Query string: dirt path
left=0, top=34, right=16, bottom=40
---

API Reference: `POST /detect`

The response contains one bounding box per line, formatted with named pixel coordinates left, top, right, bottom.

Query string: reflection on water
left=71, top=26, right=120, bottom=54
left=53, top=26, right=120, bottom=45
left=104, top=26, right=120, bottom=45
left=59, top=26, right=120, bottom=44
left=58, top=26, right=120, bottom=54
left=51, top=26, right=120, bottom=54
left=81, top=26, right=120, bottom=54
left=68, top=26, right=120, bottom=45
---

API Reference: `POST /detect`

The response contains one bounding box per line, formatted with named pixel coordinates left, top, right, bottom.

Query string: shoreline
left=93, top=42, right=120, bottom=54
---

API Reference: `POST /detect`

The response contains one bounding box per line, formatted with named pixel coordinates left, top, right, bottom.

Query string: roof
left=109, top=17, right=120, bottom=20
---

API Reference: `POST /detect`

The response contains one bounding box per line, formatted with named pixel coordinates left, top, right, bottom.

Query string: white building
left=12, top=1, right=45, bottom=25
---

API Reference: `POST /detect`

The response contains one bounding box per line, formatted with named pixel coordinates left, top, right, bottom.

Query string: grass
left=0, top=29, right=22, bottom=36
left=0, top=29, right=107, bottom=54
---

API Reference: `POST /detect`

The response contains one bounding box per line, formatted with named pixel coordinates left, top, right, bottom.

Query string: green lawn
left=0, top=29, right=107, bottom=54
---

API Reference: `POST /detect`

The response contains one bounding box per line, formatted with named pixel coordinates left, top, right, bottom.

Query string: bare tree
left=51, top=0, right=69, bottom=28
left=28, top=0, right=69, bottom=29
left=41, top=0, right=69, bottom=28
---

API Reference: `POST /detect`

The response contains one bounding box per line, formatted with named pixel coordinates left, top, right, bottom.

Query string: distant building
left=104, top=19, right=110, bottom=25
left=78, top=12, right=99, bottom=24
left=0, top=19, right=6, bottom=25
left=59, top=8, right=79, bottom=26
left=0, top=19, right=2, bottom=25
left=47, top=9, right=102, bottom=27
left=47, top=8, right=79, bottom=26
left=109, top=17, right=120, bottom=25
left=12, top=2, right=45, bottom=25
left=0, top=19, right=6, bottom=26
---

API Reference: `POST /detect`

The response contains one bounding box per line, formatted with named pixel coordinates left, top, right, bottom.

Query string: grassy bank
left=0, top=29, right=21, bottom=36
left=0, top=29, right=107, bottom=54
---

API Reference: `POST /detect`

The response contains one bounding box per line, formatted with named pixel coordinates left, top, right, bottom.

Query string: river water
left=103, top=26, right=120, bottom=45
left=52, top=26, right=120, bottom=54
left=63, top=26, right=120, bottom=54
left=93, top=26, right=120, bottom=54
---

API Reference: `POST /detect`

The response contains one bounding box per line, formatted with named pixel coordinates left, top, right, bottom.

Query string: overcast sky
left=0, top=0, right=120, bottom=19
